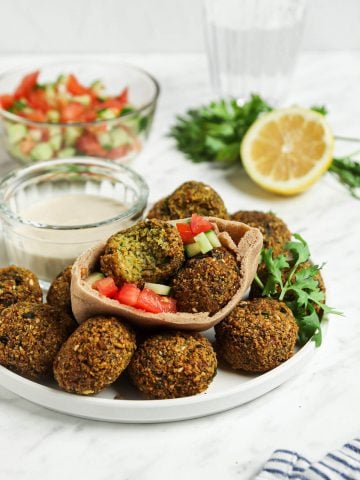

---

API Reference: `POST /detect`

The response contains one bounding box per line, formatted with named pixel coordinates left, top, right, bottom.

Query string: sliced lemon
left=241, top=107, right=334, bottom=195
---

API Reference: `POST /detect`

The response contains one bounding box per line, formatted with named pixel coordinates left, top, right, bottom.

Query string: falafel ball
left=147, top=181, right=229, bottom=220
left=231, top=211, right=291, bottom=256
left=171, top=247, right=240, bottom=314
left=47, top=265, right=73, bottom=315
left=147, top=198, right=171, bottom=221
left=100, top=219, right=185, bottom=287
left=128, top=331, right=217, bottom=399
left=215, top=298, right=298, bottom=373
left=0, top=266, right=42, bottom=314
left=54, top=316, right=136, bottom=395
left=0, top=302, right=75, bottom=380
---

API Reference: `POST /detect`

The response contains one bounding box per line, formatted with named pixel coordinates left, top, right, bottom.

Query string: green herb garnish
left=169, top=94, right=272, bottom=164
left=254, top=234, right=341, bottom=347
left=329, top=151, right=360, bottom=199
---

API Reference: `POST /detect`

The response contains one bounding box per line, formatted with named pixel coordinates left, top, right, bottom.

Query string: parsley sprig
left=254, top=234, right=341, bottom=347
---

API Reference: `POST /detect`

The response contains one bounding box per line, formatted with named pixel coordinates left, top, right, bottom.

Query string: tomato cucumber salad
left=0, top=71, right=151, bottom=163
left=88, top=215, right=222, bottom=314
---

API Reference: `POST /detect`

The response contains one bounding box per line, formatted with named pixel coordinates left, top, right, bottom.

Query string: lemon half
left=241, top=107, right=334, bottom=195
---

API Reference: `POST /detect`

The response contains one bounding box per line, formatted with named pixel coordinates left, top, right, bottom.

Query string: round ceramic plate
left=0, top=322, right=326, bottom=423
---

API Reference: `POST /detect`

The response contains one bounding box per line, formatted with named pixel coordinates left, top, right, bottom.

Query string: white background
left=0, top=0, right=359, bottom=53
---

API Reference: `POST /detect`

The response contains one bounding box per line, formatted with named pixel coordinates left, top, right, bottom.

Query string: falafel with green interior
left=0, top=265, right=42, bottom=314
left=171, top=247, right=240, bottom=314
left=128, top=331, right=217, bottom=399
left=100, top=219, right=185, bottom=287
left=147, top=181, right=229, bottom=220
left=0, top=302, right=75, bottom=380
left=47, top=265, right=72, bottom=315
left=231, top=211, right=291, bottom=256
left=215, top=298, right=298, bottom=372
left=53, top=316, right=136, bottom=395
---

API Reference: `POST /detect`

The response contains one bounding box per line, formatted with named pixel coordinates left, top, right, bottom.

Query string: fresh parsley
left=254, top=234, right=341, bottom=347
left=330, top=151, right=360, bottom=199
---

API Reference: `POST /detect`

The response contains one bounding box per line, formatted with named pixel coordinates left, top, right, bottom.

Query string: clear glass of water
left=203, top=0, right=307, bottom=105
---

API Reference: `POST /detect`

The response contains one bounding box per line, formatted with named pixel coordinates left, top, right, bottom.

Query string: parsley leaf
left=255, top=234, right=342, bottom=346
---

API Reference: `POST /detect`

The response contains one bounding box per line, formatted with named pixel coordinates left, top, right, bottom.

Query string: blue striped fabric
left=256, top=439, right=360, bottom=480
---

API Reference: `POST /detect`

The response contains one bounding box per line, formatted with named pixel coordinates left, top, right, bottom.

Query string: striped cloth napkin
left=256, top=438, right=360, bottom=480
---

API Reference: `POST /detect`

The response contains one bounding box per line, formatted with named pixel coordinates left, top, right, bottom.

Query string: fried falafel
left=215, top=298, right=298, bottom=373
left=128, top=331, right=217, bottom=399
left=231, top=211, right=291, bottom=256
left=147, top=181, right=229, bottom=220
left=46, top=265, right=73, bottom=315
left=0, top=302, right=75, bottom=380
left=0, top=266, right=42, bottom=314
left=100, top=219, right=185, bottom=287
left=171, top=247, right=240, bottom=314
left=53, top=316, right=136, bottom=395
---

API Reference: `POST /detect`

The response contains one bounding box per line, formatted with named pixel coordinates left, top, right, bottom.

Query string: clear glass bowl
left=0, top=60, right=160, bottom=165
left=0, top=157, right=149, bottom=286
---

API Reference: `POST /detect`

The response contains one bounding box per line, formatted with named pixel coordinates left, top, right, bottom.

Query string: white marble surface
left=0, top=52, right=360, bottom=479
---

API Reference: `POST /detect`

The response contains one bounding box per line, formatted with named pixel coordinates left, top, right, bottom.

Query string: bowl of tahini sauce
left=0, top=157, right=148, bottom=286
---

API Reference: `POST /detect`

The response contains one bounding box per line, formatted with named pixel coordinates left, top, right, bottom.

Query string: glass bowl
left=0, top=157, right=149, bottom=286
left=0, top=60, right=160, bottom=165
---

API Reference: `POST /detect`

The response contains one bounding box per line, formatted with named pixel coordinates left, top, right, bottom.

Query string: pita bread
left=71, top=217, right=263, bottom=331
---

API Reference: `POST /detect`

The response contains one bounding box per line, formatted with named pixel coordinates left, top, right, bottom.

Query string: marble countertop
left=0, top=52, right=359, bottom=480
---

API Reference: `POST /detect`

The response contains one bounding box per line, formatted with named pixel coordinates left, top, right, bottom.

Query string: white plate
left=0, top=323, right=326, bottom=423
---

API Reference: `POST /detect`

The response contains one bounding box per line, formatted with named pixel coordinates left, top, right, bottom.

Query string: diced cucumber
left=90, top=80, right=105, bottom=96
left=72, top=94, right=91, bottom=106
left=56, top=74, right=68, bottom=85
left=30, top=142, right=53, bottom=161
left=28, top=129, right=43, bottom=142
left=205, top=230, right=221, bottom=248
left=64, top=126, right=82, bottom=146
left=49, top=133, right=62, bottom=151
left=144, top=283, right=171, bottom=296
left=58, top=147, right=76, bottom=158
left=110, top=127, right=130, bottom=147
left=45, top=84, right=56, bottom=103
left=194, top=232, right=213, bottom=254
left=98, top=108, right=117, bottom=120
left=185, top=242, right=202, bottom=258
left=6, top=124, right=27, bottom=144
left=85, top=272, right=104, bottom=287
left=8, top=144, right=31, bottom=163
left=47, top=109, right=60, bottom=122
left=98, top=131, right=112, bottom=148
left=49, top=126, right=62, bottom=137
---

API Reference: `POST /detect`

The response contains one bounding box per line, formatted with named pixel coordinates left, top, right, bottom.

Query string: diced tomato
left=190, top=213, right=213, bottom=235
left=27, top=89, right=49, bottom=112
left=0, top=94, right=14, bottom=110
left=117, top=87, right=128, bottom=105
left=135, top=288, right=163, bottom=314
left=159, top=296, right=177, bottom=313
left=176, top=222, right=194, bottom=244
left=115, top=283, right=141, bottom=307
left=61, top=102, right=86, bottom=122
left=105, top=144, right=130, bottom=160
left=93, top=277, right=118, bottom=298
left=23, top=110, right=47, bottom=122
left=81, top=108, right=97, bottom=122
left=14, top=71, right=39, bottom=99
left=20, top=137, right=35, bottom=154
left=67, top=74, right=90, bottom=96
left=76, top=132, right=108, bottom=157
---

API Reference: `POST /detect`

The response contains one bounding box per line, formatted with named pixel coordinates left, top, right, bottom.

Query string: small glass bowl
left=0, top=157, right=148, bottom=286
left=0, top=60, right=160, bottom=165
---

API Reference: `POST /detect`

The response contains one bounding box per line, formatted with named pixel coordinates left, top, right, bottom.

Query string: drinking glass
left=203, top=0, right=307, bottom=105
